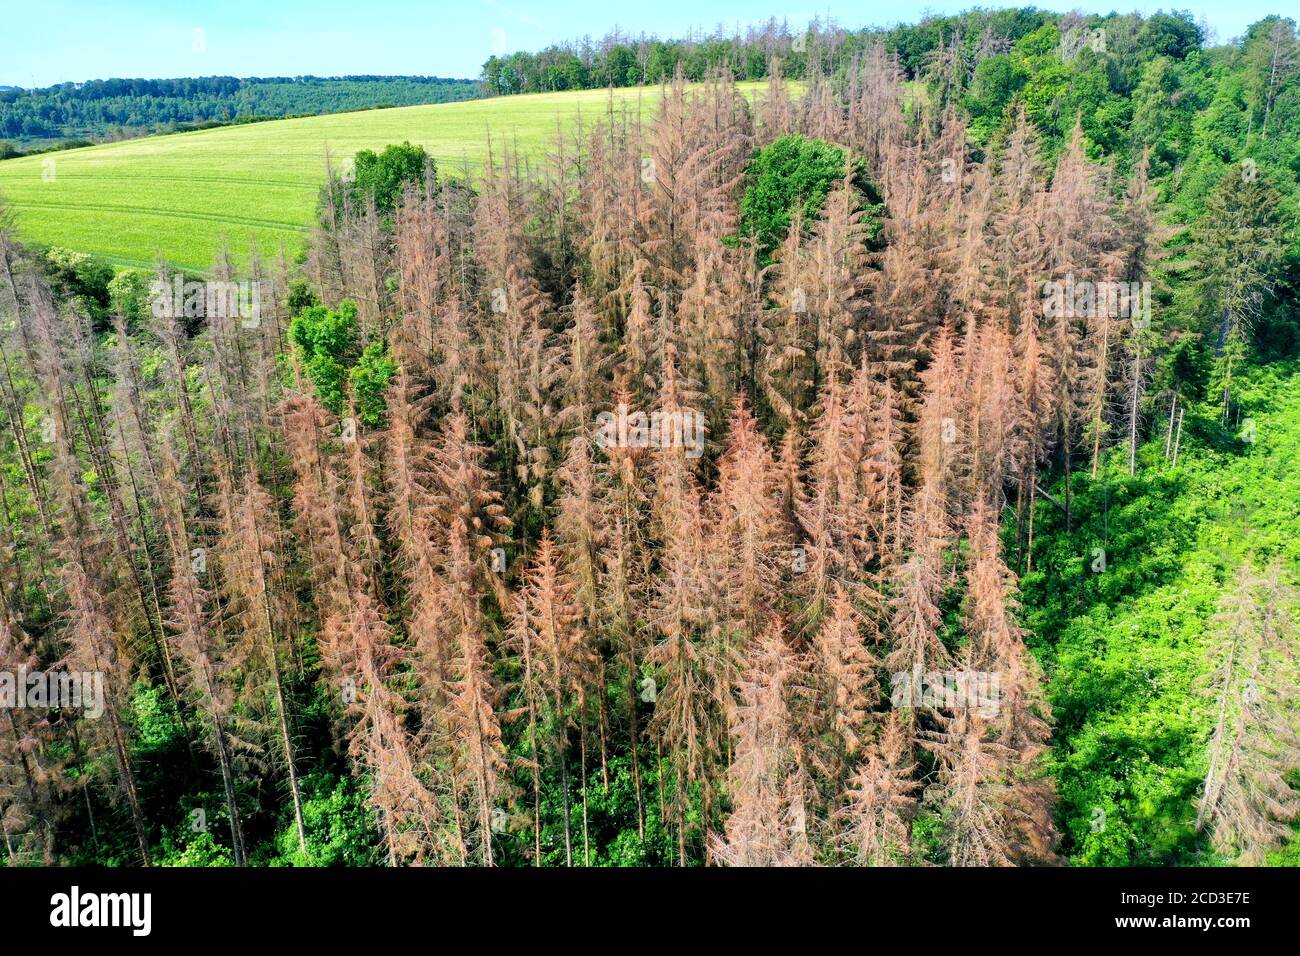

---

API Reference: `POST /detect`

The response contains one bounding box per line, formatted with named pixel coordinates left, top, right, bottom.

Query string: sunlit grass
left=0, top=82, right=775, bottom=271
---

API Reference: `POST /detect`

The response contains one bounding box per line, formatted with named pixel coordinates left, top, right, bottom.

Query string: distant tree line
left=0, top=75, right=480, bottom=146
left=478, top=11, right=1061, bottom=94
left=478, top=10, right=1210, bottom=96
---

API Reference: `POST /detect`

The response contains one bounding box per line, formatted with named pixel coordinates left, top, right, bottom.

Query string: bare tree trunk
left=211, top=711, right=246, bottom=866
left=470, top=691, right=496, bottom=867
left=266, top=621, right=307, bottom=854
left=519, top=636, right=543, bottom=865
left=194, top=651, right=247, bottom=865
left=1127, top=343, right=1142, bottom=476
left=248, top=496, right=307, bottom=855
left=106, top=692, right=151, bottom=865
left=1197, top=634, right=1239, bottom=830
left=579, top=707, right=591, bottom=866
left=1026, top=480, right=1037, bottom=574
left=70, top=725, right=99, bottom=853
left=1164, top=394, right=1177, bottom=460
left=627, top=671, right=646, bottom=841
left=557, top=696, right=574, bottom=867
left=1172, top=407, right=1185, bottom=467
left=675, top=764, right=687, bottom=867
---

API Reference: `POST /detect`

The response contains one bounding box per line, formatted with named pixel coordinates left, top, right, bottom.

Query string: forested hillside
left=0, top=8, right=1297, bottom=868
left=479, top=8, right=1196, bottom=95
left=0, top=76, right=479, bottom=152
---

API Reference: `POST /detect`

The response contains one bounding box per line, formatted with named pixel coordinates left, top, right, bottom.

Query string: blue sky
left=1, top=1, right=1285, bottom=88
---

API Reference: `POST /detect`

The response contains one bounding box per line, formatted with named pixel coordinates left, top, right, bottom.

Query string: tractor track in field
left=12, top=173, right=324, bottom=190
left=9, top=199, right=310, bottom=232
left=0, top=166, right=319, bottom=190
left=0, top=82, right=769, bottom=265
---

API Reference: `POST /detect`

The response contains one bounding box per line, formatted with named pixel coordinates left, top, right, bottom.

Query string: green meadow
left=0, top=83, right=767, bottom=272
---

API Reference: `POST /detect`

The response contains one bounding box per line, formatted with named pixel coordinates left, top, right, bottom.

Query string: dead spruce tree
left=24, top=279, right=152, bottom=863
left=711, top=624, right=814, bottom=867
left=833, top=711, right=917, bottom=865
left=507, top=530, right=596, bottom=865
left=158, top=435, right=247, bottom=865
left=216, top=462, right=308, bottom=855
left=1198, top=559, right=1300, bottom=863
left=424, top=412, right=511, bottom=865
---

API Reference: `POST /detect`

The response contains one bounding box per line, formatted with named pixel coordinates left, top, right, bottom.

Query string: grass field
left=0, top=83, right=769, bottom=273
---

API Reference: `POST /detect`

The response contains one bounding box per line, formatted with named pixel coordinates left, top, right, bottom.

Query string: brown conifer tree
left=1198, top=560, right=1300, bottom=863
left=833, top=711, right=917, bottom=865
left=922, top=706, right=1017, bottom=867
left=708, top=396, right=789, bottom=651
left=809, top=585, right=880, bottom=788
left=711, top=624, right=814, bottom=867
left=507, top=530, right=595, bottom=864
left=218, top=464, right=307, bottom=855
left=157, top=435, right=246, bottom=865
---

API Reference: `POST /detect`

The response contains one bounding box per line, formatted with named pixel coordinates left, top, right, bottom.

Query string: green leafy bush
left=288, top=301, right=361, bottom=415
left=349, top=341, right=397, bottom=426
left=737, top=134, right=849, bottom=260
left=349, top=141, right=432, bottom=215
left=270, top=772, right=380, bottom=867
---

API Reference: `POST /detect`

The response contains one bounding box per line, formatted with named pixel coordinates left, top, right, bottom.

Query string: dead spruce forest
left=2, top=13, right=1300, bottom=868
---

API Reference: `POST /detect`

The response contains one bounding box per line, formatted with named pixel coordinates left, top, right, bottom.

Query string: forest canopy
left=0, top=7, right=1298, bottom=870
left=0, top=75, right=479, bottom=150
